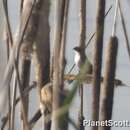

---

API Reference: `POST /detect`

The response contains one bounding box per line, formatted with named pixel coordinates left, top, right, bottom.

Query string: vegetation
left=0, top=0, right=130, bottom=130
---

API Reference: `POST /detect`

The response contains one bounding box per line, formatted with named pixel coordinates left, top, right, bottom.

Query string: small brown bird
left=39, top=83, right=70, bottom=114
left=40, top=83, right=52, bottom=114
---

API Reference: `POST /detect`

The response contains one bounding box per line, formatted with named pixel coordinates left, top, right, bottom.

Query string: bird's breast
left=74, top=52, right=81, bottom=67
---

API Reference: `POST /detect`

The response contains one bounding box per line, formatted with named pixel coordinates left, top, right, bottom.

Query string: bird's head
left=73, top=46, right=82, bottom=53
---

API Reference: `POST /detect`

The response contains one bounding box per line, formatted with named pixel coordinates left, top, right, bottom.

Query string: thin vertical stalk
left=59, top=1, right=70, bottom=130
left=5, top=30, right=10, bottom=59
left=112, top=0, right=119, bottom=36
left=3, top=0, right=13, bottom=46
left=118, top=1, right=130, bottom=63
left=51, top=1, right=64, bottom=130
left=78, top=0, right=86, bottom=130
left=78, top=0, right=86, bottom=63
left=13, top=61, right=30, bottom=130
left=20, top=57, right=31, bottom=130
left=3, top=1, right=13, bottom=130
left=11, top=72, right=17, bottom=130
left=79, top=0, right=86, bottom=49
left=59, top=0, right=69, bottom=89
left=78, top=84, right=84, bottom=130
left=5, top=30, right=11, bottom=130
left=99, top=36, right=118, bottom=130
left=92, top=1, right=105, bottom=130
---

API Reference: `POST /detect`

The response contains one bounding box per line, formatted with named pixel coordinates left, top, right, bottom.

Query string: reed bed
left=0, top=0, right=130, bottom=130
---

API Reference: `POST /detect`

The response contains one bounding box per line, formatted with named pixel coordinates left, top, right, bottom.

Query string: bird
left=73, top=46, right=93, bottom=74
left=39, top=83, right=69, bottom=114
left=40, top=83, right=52, bottom=114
